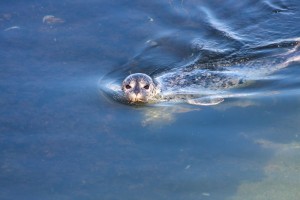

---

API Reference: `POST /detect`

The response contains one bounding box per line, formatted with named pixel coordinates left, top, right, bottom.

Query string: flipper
left=187, top=96, right=224, bottom=106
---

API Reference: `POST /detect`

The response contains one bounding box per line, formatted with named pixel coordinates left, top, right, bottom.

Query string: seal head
left=122, top=73, right=157, bottom=103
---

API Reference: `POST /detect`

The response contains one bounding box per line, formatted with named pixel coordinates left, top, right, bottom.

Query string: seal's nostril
left=134, top=88, right=139, bottom=95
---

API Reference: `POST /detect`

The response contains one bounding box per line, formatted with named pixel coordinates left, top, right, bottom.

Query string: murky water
left=1, top=0, right=300, bottom=199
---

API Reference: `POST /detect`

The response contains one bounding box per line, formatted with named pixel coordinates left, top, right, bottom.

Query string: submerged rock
left=42, top=15, right=64, bottom=24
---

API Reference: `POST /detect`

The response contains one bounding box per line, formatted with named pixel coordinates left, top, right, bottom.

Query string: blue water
left=1, top=0, right=300, bottom=199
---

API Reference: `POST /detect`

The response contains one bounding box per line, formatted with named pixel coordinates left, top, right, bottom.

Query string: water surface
left=1, top=0, right=300, bottom=199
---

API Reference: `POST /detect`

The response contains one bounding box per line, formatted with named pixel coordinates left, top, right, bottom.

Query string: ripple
left=199, top=7, right=250, bottom=44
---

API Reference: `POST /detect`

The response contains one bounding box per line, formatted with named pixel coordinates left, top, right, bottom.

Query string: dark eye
left=144, top=85, right=150, bottom=90
left=125, top=85, right=131, bottom=89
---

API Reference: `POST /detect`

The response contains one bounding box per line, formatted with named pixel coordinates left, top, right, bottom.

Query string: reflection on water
left=1, top=0, right=300, bottom=199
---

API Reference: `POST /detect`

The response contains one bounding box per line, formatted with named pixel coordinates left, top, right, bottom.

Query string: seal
left=121, top=71, right=233, bottom=105
left=121, top=46, right=300, bottom=106
left=102, top=40, right=300, bottom=106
